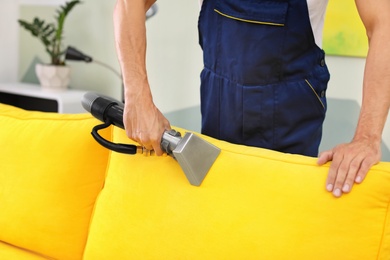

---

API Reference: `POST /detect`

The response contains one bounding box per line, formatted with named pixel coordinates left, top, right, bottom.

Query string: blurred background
left=0, top=0, right=389, bottom=160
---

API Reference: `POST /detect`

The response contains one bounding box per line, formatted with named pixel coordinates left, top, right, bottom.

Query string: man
left=113, top=0, right=390, bottom=198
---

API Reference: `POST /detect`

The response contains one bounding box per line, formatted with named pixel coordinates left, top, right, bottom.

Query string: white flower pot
left=35, top=63, right=71, bottom=90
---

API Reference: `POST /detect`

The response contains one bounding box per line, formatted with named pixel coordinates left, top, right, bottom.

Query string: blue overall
left=198, top=0, right=330, bottom=156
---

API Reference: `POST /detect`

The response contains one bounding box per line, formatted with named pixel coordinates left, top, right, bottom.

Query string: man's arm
left=318, top=0, right=390, bottom=197
left=113, top=0, right=170, bottom=155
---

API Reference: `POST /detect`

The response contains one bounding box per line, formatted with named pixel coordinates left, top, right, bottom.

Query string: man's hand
left=317, top=138, right=381, bottom=197
left=123, top=86, right=171, bottom=156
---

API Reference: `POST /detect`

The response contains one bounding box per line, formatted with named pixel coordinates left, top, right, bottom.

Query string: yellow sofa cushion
left=0, top=104, right=112, bottom=260
left=84, top=127, right=390, bottom=259
left=0, top=242, right=49, bottom=260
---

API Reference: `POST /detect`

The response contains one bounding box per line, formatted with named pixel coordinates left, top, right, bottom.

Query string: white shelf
left=0, top=82, right=87, bottom=113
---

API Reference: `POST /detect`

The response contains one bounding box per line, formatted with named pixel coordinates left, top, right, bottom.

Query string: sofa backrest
left=83, top=126, right=390, bottom=259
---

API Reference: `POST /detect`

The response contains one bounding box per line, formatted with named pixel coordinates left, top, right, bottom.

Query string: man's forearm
left=113, top=0, right=156, bottom=98
left=354, top=0, right=390, bottom=145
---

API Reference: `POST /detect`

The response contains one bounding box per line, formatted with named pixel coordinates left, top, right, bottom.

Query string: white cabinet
left=0, top=83, right=87, bottom=113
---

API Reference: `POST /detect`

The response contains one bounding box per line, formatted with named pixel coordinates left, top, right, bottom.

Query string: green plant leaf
left=18, top=0, right=81, bottom=65
left=18, top=18, right=55, bottom=48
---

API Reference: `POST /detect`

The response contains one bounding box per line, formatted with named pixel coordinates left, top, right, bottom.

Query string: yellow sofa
left=0, top=103, right=390, bottom=260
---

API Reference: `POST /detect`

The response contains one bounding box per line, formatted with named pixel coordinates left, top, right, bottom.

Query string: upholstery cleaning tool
left=81, top=92, right=221, bottom=186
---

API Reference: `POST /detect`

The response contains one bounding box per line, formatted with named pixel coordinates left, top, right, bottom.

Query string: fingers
left=126, top=117, right=170, bottom=156
left=317, top=150, right=333, bottom=165
left=324, top=147, right=345, bottom=197
left=321, top=141, right=380, bottom=198
left=127, top=130, right=165, bottom=156
left=326, top=153, right=361, bottom=197
left=123, top=101, right=171, bottom=156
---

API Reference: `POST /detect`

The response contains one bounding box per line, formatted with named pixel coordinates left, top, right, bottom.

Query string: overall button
left=320, top=59, right=325, bottom=67
left=320, top=90, right=326, bottom=98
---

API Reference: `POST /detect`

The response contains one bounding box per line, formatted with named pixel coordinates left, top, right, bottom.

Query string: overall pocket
left=304, top=79, right=327, bottom=112
left=214, top=0, right=289, bottom=85
left=215, top=0, right=288, bottom=26
left=272, top=79, right=327, bottom=155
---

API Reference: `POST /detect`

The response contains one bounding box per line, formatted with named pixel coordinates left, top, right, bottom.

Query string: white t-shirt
left=199, top=0, right=329, bottom=48
left=307, top=0, right=329, bottom=48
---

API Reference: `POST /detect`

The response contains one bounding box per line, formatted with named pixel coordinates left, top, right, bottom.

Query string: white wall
left=146, top=0, right=202, bottom=113
left=326, top=56, right=364, bottom=103
left=0, top=0, right=19, bottom=82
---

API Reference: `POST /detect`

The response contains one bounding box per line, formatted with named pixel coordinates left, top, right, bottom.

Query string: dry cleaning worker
left=113, top=0, right=390, bottom=198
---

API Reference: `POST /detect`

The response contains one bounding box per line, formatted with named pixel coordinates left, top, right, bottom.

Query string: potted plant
left=18, top=0, right=81, bottom=90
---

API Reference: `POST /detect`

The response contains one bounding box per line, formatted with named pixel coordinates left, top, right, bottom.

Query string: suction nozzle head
left=173, top=133, right=220, bottom=186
